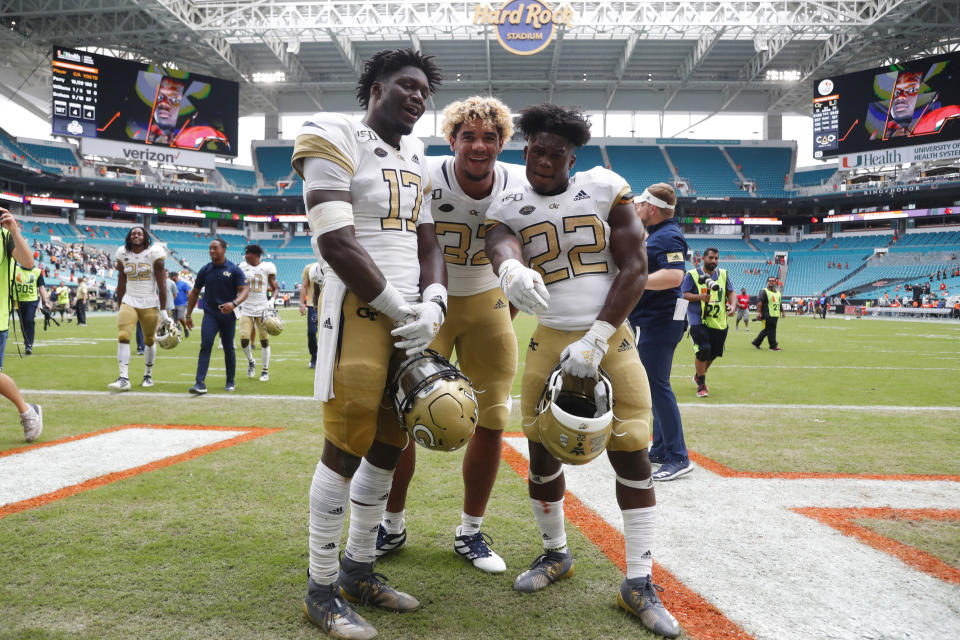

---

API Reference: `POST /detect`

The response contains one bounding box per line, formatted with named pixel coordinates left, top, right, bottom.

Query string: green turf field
left=1, top=310, right=957, bottom=639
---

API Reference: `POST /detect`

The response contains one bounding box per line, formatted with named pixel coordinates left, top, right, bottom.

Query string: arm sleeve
left=193, top=265, right=207, bottom=291
left=291, top=113, right=358, bottom=182
left=301, top=156, right=352, bottom=192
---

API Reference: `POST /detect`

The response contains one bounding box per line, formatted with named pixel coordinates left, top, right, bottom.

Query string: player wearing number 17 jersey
left=238, top=244, right=279, bottom=382
left=484, top=104, right=680, bottom=638
left=110, top=226, right=167, bottom=391
left=376, top=96, right=525, bottom=573
left=290, top=49, right=446, bottom=640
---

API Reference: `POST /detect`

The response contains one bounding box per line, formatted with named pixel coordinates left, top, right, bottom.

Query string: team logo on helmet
left=261, top=308, right=283, bottom=335
left=535, top=363, right=614, bottom=465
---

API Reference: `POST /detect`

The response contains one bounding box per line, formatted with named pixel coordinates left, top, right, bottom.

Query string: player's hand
left=299, top=303, right=307, bottom=316
left=560, top=321, right=616, bottom=378
left=391, top=300, right=445, bottom=356
left=158, top=309, right=169, bottom=325
left=185, top=316, right=194, bottom=329
left=498, top=258, right=549, bottom=315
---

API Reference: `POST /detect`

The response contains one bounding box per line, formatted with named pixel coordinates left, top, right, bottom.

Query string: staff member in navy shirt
left=628, top=183, right=693, bottom=482
left=185, top=238, right=248, bottom=394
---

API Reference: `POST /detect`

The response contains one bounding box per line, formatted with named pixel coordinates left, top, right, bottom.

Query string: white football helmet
left=262, top=308, right=283, bottom=336
left=155, top=319, right=181, bottom=350
left=392, top=350, right=478, bottom=452
left=535, top=364, right=614, bottom=465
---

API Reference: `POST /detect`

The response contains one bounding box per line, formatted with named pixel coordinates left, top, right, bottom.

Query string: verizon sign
left=81, top=138, right=216, bottom=169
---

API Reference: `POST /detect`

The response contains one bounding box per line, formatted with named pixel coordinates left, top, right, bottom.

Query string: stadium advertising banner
left=813, top=52, right=960, bottom=161
left=80, top=138, right=217, bottom=170
left=51, top=46, right=239, bottom=162
left=473, top=1, right=574, bottom=55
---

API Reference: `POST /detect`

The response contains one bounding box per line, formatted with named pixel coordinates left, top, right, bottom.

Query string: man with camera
left=682, top=247, right=734, bottom=398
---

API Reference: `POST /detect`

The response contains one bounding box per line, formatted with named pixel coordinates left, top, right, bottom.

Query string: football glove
left=498, top=258, right=549, bottom=315
left=370, top=282, right=414, bottom=321
left=391, top=299, right=445, bottom=356
left=158, top=309, right=169, bottom=325
left=560, top=320, right=617, bottom=378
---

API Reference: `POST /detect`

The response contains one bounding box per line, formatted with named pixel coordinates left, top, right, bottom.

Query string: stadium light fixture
left=253, top=71, right=286, bottom=84
left=766, top=69, right=801, bottom=82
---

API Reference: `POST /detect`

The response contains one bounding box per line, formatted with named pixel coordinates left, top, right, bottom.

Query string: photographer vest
left=765, top=289, right=782, bottom=318
left=14, top=266, right=42, bottom=302
left=687, top=267, right=729, bottom=330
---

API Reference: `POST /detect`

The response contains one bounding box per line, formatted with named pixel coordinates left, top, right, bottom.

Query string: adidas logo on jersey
left=322, top=318, right=333, bottom=329
left=494, top=298, right=506, bottom=309
left=573, top=189, right=591, bottom=201
left=617, top=338, right=633, bottom=352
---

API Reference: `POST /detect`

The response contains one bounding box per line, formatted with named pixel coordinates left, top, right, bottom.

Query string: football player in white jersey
left=238, top=244, right=279, bottom=381
left=109, top=226, right=167, bottom=391
left=290, top=49, right=445, bottom=640
left=376, top=96, right=524, bottom=573
left=484, top=104, right=681, bottom=638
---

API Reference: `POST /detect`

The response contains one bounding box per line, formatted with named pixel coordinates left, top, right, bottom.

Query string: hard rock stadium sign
left=473, top=1, right=575, bottom=56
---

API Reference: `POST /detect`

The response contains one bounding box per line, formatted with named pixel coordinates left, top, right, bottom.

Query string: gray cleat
left=513, top=549, right=574, bottom=593
left=303, top=576, right=377, bottom=640
left=618, top=575, right=681, bottom=638
left=338, top=556, right=420, bottom=612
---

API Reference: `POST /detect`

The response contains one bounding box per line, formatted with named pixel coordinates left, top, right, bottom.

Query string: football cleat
left=771, top=346, right=782, bottom=351
left=303, top=576, right=377, bottom=640
left=696, top=384, right=709, bottom=398
left=189, top=382, right=208, bottom=395
left=374, top=524, right=407, bottom=558
left=225, top=382, right=236, bottom=392
left=338, top=556, right=420, bottom=612
left=454, top=526, right=506, bottom=574
left=259, top=370, right=269, bottom=382
left=513, top=549, right=574, bottom=593
left=108, top=377, right=131, bottom=392
left=21, top=403, right=43, bottom=443
left=653, top=460, right=694, bottom=482
left=247, top=361, right=256, bottom=378
left=617, top=575, right=681, bottom=638
left=141, top=375, right=154, bottom=388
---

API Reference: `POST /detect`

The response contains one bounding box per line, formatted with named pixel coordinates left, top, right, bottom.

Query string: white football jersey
left=292, top=113, right=432, bottom=302
left=115, top=243, right=166, bottom=308
left=239, top=260, right=277, bottom=315
left=485, top=166, right=633, bottom=330
left=428, top=156, right=526, bottom=296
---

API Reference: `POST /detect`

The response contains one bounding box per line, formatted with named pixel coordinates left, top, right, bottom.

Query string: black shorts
left=690, top=324, right=728, bottom=360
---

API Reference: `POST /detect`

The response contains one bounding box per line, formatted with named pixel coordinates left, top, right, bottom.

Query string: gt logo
left=549, top=203, right=560, bottom=209
left=411, top=424, right=436, bottom=448
left=356, top=307, right=380, bottom=321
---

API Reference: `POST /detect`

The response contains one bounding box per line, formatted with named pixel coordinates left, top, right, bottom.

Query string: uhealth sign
left=474, top=1, right=575, bottom=56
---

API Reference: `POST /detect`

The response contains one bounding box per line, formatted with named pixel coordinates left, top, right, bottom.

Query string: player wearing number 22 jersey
left=110, top=226, right=167, bottom=392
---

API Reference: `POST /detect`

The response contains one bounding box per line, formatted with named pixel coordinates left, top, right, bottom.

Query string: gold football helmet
left=536, top=364, right=614, bottom=465
left=392, top=350, right=478, bottom=452
left=155, top=319, right=181, bottom=350
left=262, top=308, right=283, bottom=336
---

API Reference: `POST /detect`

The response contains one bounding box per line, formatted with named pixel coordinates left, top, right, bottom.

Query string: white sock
left=623, top=506, right=656, bottom=579
left=530, top=497, right=567, bottom=552
left=344, top=458, right=394, bottom=564
left=261, top=346, right=270, bottom=370
left=144, top=345, right=156, bottom=374
left=308, top=462, right=350, bottom=586
left=242, top=344, right=254, bottom=365
left=118, top=343, right=130, bottom=379
left=460, top=512, right=483, bottom=537
left=382, top=509, right=405, bottom=534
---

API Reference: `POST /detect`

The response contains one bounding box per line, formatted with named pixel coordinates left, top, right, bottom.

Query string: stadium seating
left=19, top=142, right=79, bottom=169
left=605, top=146, right=674, bottom=191
left=0, top=129, right=47, bottom=173
left=217, top=166, right=258, bottom=190
left=254, top=145, right=296, bottom=183
left=792, top=167, right=837, bottom=187
left=665, top=146, right=744, bottom=198
left=889, top=229, right=960, bottom=252
left=726, top=147, right=792, bottom=198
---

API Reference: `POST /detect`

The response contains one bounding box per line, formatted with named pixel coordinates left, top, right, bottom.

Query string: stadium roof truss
left=1, top=0, right=958, bottom=121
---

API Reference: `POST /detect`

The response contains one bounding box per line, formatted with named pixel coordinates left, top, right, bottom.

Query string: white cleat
left=21, top=403, right=43, bottom=443
left=108, top=377, right=131, bottom=392
left=259, top=370, right=269, bottom=382
left=141, top=375, right=154, bottom=388
left=454, top=526, right=507, bottom=574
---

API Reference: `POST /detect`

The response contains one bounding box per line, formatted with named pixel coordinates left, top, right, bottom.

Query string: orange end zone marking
left=0, top=424, right=281, bottom=519
left=794, top=507, right=960, bottom=585
left=500, top=434, right=753, bottom=640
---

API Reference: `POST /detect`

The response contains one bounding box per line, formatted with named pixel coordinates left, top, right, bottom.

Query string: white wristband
left=422, top=282, right=448, bottom=315
left=589, top=320, right=617, bottom=342
left=369, top=282, right=409, bottom=320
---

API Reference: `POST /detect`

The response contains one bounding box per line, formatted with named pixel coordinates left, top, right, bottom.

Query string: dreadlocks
left=356, top=49, right=443, bottom=110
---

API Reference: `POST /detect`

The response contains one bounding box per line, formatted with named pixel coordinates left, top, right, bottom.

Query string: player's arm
left=0, top=209, right=34, bottom=269
left=300, top=267, right=310, bottom=312
left=389, top=221, right=448, bottom=356
left=268, top=273, right=279, bottom=300
left=153, top=258, right=167, bottom=316
left=115, top=259, right=127, bottom=303
left=559, top=202, right=646, bottom=378
left=484, top=220, right=549, bottom=314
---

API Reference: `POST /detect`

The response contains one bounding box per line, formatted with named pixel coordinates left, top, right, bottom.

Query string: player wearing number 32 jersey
left=110, top=226, right=167, bottom=392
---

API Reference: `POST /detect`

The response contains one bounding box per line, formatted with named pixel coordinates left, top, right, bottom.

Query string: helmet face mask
left=155, top=319, right=181, bottom=350
left=392, top=350, right=478, bottom=452
left=262, top=308, right=283, bottom=335
left=536, top=365, right=614, bottom=465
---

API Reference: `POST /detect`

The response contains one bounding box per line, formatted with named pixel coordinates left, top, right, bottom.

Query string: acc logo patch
left=666, top=252, right=684, bottom=263
left=519, top=205, right=536, bottom=215
left=438, top=203, right=454, bottom=212
left=374, top=147, right=388, bottom=158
